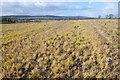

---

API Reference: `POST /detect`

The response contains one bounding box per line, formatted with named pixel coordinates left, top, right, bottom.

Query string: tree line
left=98, top=14, right=118, bottom=19
left=2, top=17, right=17, bottom=23
left=1, top=17, right=41, bottom=24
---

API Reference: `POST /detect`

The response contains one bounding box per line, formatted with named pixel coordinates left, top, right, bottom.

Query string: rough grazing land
left=1, top=19, right=119, bottom=78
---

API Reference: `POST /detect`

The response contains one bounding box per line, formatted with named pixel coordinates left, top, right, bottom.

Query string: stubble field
left=1, top=19, right=119, bottom=78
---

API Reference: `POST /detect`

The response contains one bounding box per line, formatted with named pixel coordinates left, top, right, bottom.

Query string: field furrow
left=1, top=19, right=119, bottom=78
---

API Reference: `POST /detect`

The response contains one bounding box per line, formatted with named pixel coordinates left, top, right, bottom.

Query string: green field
left=1, top=19, right=119, bottom=78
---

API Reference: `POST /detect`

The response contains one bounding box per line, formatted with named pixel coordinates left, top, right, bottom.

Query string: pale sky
left=0, top=1, right=119, bottom=18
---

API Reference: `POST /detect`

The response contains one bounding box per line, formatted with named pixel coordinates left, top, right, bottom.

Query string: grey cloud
left=1, top=2, right=94, bottom=15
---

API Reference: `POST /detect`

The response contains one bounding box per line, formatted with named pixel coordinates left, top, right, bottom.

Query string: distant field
left=1, top=19, right=119, bottom=78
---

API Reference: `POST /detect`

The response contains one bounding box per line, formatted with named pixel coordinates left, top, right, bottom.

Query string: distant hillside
left=1, top=15, right=94, bottom=20
left=2, top=15, right=60, bottom=18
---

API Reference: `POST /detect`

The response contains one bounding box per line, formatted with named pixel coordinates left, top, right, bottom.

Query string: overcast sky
left=1, top=2, right=118, bottom=18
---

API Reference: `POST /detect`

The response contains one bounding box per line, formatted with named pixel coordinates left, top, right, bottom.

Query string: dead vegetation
left=1, top=19, right=119, bottom=78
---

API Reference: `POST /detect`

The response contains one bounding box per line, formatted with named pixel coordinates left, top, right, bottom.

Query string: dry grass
left=1, top=19, right=119, bottom=78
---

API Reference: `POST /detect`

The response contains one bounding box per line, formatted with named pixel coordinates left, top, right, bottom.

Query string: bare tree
left=105, top=15, right=109, bottom=19
left=98, top=15, right=101, bottom=19
left=105, top=14, right=114, bottom=19
left=108, top=14, right=114, bottom=19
